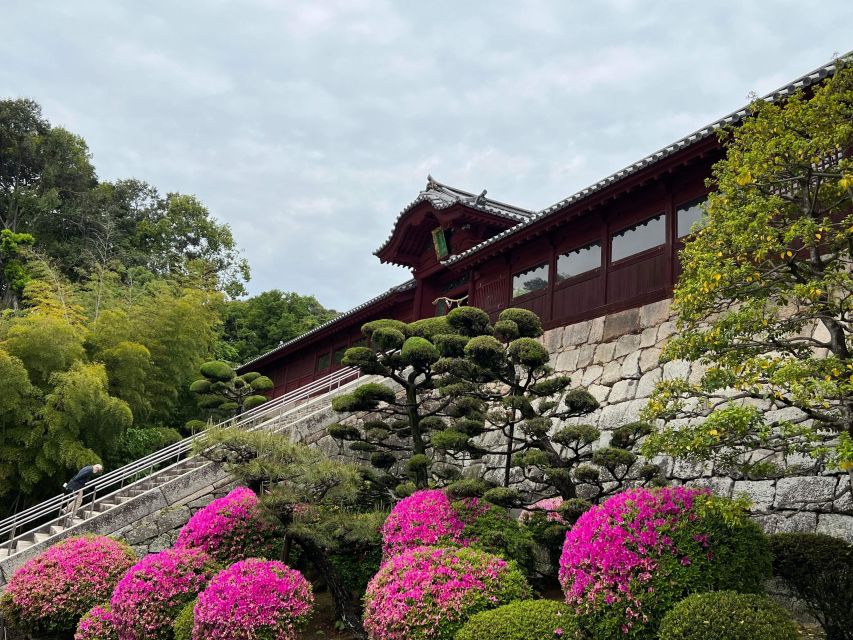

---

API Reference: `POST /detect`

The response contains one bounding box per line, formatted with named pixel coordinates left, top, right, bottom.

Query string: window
left=677, top=198, right=707, bottom=237
left=512, top=262, right=549, bottom=298
left=557, top=243, right=601, bottom=281
left=316, top=352, right=330, bottom=371
left=332, top=346, right=347, bottom=365
left=611, top=214, right=665, bottom=262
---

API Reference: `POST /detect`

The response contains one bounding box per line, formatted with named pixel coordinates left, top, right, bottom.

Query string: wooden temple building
left=240, top=56, right=842, bottom=397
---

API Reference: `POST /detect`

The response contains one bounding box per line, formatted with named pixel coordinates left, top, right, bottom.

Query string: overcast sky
left=2, top=2, right=851, bottom=311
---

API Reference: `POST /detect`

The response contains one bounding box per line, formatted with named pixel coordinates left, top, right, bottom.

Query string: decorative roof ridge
left=441, top=51, right=850, bottom=267
left=373, top=175, right=535, bottom=256
left=239, top=278, right=417, bottom=370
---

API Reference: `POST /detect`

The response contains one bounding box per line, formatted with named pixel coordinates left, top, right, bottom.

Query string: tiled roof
left=441, top=52, right=847, bottom=266
left=373, top=175, right=536, bottom=255
left=239, top=279, right=416, bottom=369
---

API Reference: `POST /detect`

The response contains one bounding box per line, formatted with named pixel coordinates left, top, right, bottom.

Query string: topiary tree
left=189, top=360, right=273, bottom=418
left=658, top=591, right=799, bottom=640
left=174, top=486, right=285, bottom=563
left=197, top=426, right=385, bottom=638
left=455, top=599, right=580, bottom=640
left=0, top=535, right=135, bottom=637
left=642, top=58, right=853, bottom=487
left=363, top=546, right=532, bottom=640
left=437, top=307, right=660, bottom=506
left=192, top=559, right=314, bottom=640
left=110, top=547, right=218, bottom=640
left=769, top=532, right=853, bottom=640
left=559, top=486, right=771, bottom=639
left=328, top=309, right=494, bottom=489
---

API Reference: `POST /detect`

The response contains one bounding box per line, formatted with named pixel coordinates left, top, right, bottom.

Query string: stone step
left=32, top=531, right=51, bottom=544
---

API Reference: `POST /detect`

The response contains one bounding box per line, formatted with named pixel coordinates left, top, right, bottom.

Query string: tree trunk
left=406, top=384, right=428, bottom=488
left=295, top=536, right=367, bottom=639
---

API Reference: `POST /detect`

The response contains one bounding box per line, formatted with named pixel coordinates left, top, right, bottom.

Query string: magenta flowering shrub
left=175, top=486, right=283, bottom=562
left=75, top=604, right=118, bottom=640
left=193, top=558, right=314, bottom=640
left=110, top=547, right=218, bottom=640
left=0, top=535, right=135, bottom=635
left=559, top=487, right=771, bottom=639
left=381, top=489, right=466, bottom=557
left=363, top=546, right=532, bottom=640
left=519, top=497, right=566, bottom=524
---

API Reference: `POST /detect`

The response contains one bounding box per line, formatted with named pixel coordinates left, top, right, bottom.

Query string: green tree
left=0, top=229, right=35, bottom=309
left=0, top=349, right=39, bottom=504
left=328, top=309, right=494, bottom=490
left=643, top=58, right=853, bottom=483
left=223, top=289, right=338, bottom=363
left=189, top=360, right=272, bottom=417
left=1, top=313, right=85, bottom=388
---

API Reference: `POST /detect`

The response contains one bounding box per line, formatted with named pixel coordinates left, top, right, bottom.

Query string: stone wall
left=540, top=298, right=853, bottom=542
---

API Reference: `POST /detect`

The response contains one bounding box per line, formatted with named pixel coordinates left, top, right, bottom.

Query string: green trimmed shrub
left=507, top=337, right=549, bottom=367
left=454, top=599, right=578, bottom=640
left=447, top=306, right=492, bottom=336
left=769, top=532, right=853, bottom=640
left=199, top=360, right=235, bottom=381
left=497, top=307, right=543, bottom=338
left=243, top=394, right=268, bottom=410
left=407, top=317, right=454, bottom=339
left=658, top=591, right=798, bottom=640
left=454, top=499, right=537, bottom=576
left=401, top=336, right=440, bottom=368
left=172, top=599, right=195, bottom=640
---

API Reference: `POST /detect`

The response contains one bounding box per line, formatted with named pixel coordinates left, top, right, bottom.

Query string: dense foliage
left=454, top=599, right=580, bottom=640
left=363, top=546, right=532, bottom=640
left=453, top=497, right=537, bottom=576
left=75, top=604, right=118, bottom=640
left=110, top=547, right=218, bottom=640
left=192, top=559, right=314, bottom=640
left=0, top=535, right=135, bottom=636
left=189, top=361, right=272, bottom=417
left=643, top=58, right=853, bottom=477
left=559, top=487, right=771, bottom=638
left=769, top=532, right=853, bottom=640
left=175, top=486, right=284, bottom=563
left=657, top=591, right=799, bottom=640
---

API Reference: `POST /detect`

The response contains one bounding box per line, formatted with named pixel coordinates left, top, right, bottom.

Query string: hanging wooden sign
left=432, top=227, right=449, bottom=260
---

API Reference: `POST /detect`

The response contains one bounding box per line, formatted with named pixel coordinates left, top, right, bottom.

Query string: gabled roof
left=373, top=176, right=536, bottom=256
left=441, top=52, right=848, bottom=267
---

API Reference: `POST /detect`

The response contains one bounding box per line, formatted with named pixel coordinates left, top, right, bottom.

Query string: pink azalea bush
left=559, top=487, right=771, bottom=639
left=519, top=497, right=567, bottom=524
left=0, top=535, right=135, bottom=635
left=363, top=546, right=532, bottom=640
left=192, top=558, right=314, bottom=640
left=110, top=547, right=218, bottom=640
left=175, top=486, right=283, bottom=562
left=381, top=489, right=466, bottom=557
left=75, top=604, right=118, bottom=640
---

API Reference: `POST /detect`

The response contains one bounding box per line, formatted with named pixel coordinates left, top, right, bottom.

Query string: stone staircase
left=0, top=370, right=374, bottom=586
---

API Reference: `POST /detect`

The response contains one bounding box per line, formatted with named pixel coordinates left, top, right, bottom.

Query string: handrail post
left=87, top=487, right=98, bottom=520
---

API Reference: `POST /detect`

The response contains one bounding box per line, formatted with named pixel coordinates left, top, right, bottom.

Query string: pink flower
left=175, top=486, right=283, bottom=562
left=519, top=497, right=567, bottom=524
left=75, top=604, right=117, bottom=640
left=363, top=546, right=531, bottom=640
left=110, top=547, right=217, bottom=640
left=193, top=559, right=314, bottom=640
left=381, top=490, right=467, bottom=557
left=0, top=535, right=134, bottom=636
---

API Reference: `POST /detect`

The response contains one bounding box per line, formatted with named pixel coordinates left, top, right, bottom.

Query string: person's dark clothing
left=65, top=466, right=95, bottom=493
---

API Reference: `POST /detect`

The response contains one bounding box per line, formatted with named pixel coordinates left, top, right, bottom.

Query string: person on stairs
left=62, top=464, right=104, bottom=524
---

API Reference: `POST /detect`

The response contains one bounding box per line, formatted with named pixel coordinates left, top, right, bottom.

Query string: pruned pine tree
left=327, top=308, right=495, bottom=491
left=435, top=307, right=662, bottom=508
left=197, top=427, right=386, bottom=639
left=189, top=360, right=273, bottom=418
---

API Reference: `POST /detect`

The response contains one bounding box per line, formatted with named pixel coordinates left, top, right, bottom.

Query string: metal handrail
left=0, top=367, right=362, bottom=545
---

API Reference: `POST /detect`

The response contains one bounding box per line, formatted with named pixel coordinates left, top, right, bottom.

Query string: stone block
left=599, top=402, right=628, bottom=430
left=554, top=348, right=579, bottom=373
left=587, top=384, right=611, bottom=403
left=732, top=480, right=776, bottom=510
left=158, top=462, right=228, bottom=507
left=147, top=533, right=174, bottom=553
left=602, top=308, right=639, bottom=342
left=774, top=476, right=837, bottom=510
left=816, top=513, right=853, bottom=542
left=600, top=360, right=622, bottom=385
left=754, top=511, right=817, bottom=535
left=685, top=477, right=734, bottom=498
left=639, top=299, right=672, bottom=328
left=609, top=379, right=638, bottom=403
left=544, top=327, right=563, bottom=353
left=588, top=316, right=605, bottom=343
left=621, top=351, right=642, bottom=379
left=623, top=398, right=647, bottom=423
left=593, top=342, right=616, bottom=365
left=122, top=522, right=159, bottom=546
left=662, top=359, right=690, bottom=381
left=639, top=327, right=658, bottom=348
left=581, top=365, right=603, bottom=386
left=672, top=459, right=710, bottom=480
left=639, top=347, right=662, bottom=373
left=636, top=368, right=662, bottom=399
left=577, top=344, right=596, bottom=369
left=155, top=506, right=191, bottom=534
left=656, top=321, right=676, bottom=343
left=563, top=320, right=591, bottom=347
left=613, top=333, right=641, bottom=359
